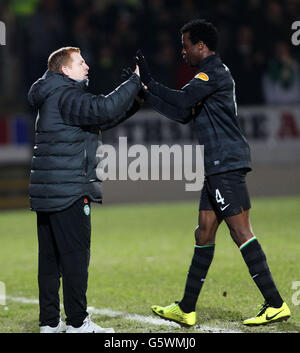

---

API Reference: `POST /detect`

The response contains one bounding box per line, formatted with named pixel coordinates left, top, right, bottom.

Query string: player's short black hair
left=181, top=19, right=218, bottom=51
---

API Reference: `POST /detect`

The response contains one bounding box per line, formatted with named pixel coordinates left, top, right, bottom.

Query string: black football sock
left=179, top=244, right=215, bottom=313
left=240, top=237, right=283, bottom=308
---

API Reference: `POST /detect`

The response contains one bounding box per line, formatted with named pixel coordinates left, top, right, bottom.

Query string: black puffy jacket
left=28, top=70, right=141, bottom=212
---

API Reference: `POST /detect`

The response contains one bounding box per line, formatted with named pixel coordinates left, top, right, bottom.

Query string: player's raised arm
left=144, top=89, right=194, bottom=124
left=136, top=49, right=218, bottom=109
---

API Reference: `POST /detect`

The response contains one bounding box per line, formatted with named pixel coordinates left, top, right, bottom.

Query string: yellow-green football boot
left=243, top=302, right=291, bottom=326
left=151, top=302, right=196, bottom=326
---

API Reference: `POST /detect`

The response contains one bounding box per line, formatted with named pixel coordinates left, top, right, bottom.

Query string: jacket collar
left=44, top=70, right=88, bottom=89
left=197, top=54, right=221, bottom=70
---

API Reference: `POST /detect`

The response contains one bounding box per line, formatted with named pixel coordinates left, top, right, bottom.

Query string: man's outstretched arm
left=100, top=96, right=143, bottom=131
left=58, top=73, right=141, bottom=128
left=136, top=50, right=217, bottom=109
left=144, top=90, right=193, bottom=124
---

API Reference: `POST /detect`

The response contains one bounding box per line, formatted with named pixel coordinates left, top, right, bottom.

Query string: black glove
left=135, top=49, right=153, bottom=85
left=121, top=67, right=133, bottom=81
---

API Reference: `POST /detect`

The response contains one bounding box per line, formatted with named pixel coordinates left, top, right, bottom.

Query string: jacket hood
left=28, top=70, right=88, bottom=108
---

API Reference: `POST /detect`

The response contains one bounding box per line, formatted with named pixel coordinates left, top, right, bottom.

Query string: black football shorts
left=199, top=168, right=251, bottom=218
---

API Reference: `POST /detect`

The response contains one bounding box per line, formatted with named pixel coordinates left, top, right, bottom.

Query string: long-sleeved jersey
left=145, top=54, right=252, bottom=176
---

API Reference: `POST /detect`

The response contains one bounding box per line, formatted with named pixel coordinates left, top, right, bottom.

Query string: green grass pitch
left=0, top=196, right=300, bottom=333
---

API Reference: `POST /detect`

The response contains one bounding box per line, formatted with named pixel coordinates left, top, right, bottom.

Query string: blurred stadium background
left=0, top=0, right=300, bottom=209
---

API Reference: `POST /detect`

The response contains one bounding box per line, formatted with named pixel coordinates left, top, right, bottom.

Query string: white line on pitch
left=6, top=296, right=243, bottom=333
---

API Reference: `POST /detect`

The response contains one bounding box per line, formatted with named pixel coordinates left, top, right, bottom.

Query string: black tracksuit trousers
left=37, top=197, right=91, bottom=327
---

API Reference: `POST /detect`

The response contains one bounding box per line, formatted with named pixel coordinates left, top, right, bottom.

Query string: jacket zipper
left=84, top=148, right=88, bottom=175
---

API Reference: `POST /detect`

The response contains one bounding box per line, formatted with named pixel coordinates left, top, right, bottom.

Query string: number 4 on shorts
left=215, top=188, right=225, bottom=205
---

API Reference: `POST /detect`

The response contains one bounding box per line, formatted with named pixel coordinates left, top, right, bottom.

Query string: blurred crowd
left=1, top=0, right=300, bottom=111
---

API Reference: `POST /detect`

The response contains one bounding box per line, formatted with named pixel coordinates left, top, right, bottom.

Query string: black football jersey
left=145, top=54, right=252, bottom=176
